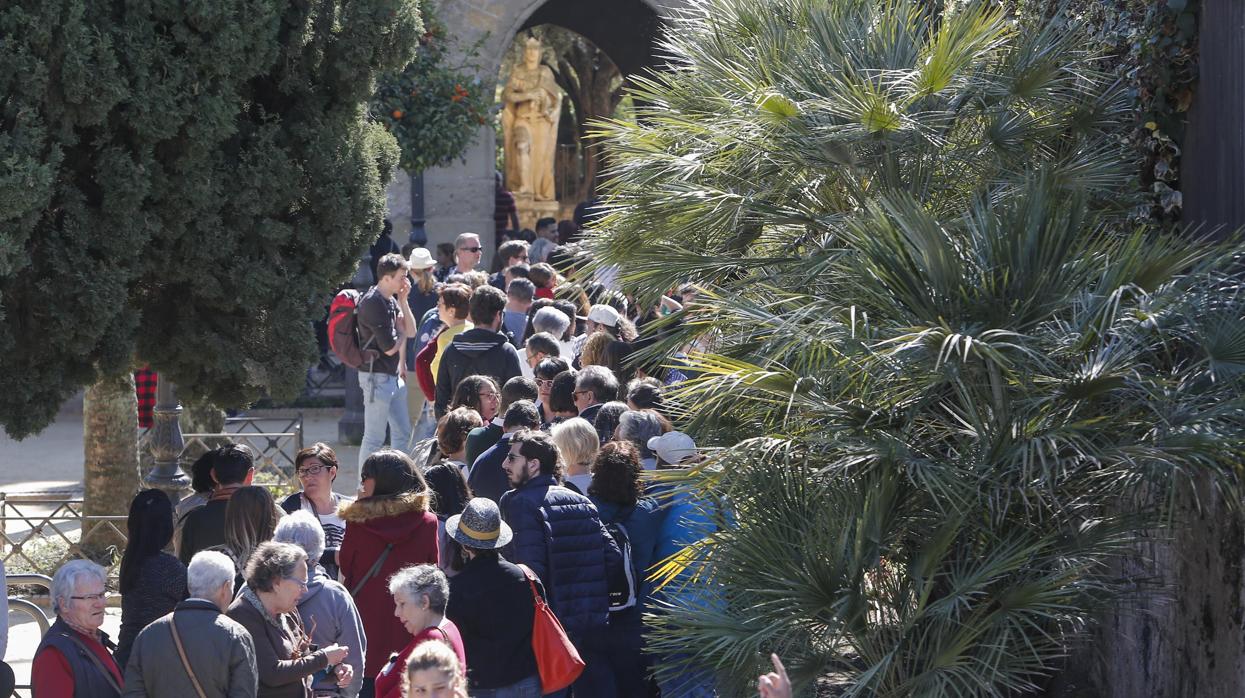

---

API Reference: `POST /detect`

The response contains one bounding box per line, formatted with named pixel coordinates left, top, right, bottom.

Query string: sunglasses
left=459, top=246, right=483, bottom=253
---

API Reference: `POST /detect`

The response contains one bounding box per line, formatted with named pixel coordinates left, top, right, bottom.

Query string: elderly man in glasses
left=33, top=560, right=123, bottom=697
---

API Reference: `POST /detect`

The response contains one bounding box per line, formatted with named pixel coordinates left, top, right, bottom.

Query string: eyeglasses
left=573, top=390, right=592, bottom=397
left=479, top=391, right=500, bottom=400
left=459, top=246, right=483, bottom=253
left=71, top=593, right=106, bottom=602
left=296, top=463, right=334, bottom=477
left=282, top=576, right=309, bottom=591
left=505, top=453, right=526, bottom=463
left=535, top=379, right=554, bottom=388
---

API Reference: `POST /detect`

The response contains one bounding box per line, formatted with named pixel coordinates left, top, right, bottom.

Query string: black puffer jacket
left=433, top=327, right=523, bottom=417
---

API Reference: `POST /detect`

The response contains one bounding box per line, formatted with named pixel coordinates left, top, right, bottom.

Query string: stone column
left=143, top=377, right=190, bottom=501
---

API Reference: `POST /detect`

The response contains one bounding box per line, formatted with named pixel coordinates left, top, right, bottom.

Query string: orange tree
left=371, top=7, right=491, bottom=173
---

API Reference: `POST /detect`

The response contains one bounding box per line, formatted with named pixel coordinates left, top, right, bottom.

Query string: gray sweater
left=121, top=598, right=258, bottom=698
left=296, top=567, right=366, bottom=697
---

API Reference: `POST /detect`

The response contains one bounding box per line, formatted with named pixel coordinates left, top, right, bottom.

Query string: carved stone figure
left=502, top=37, right=562, bottom=202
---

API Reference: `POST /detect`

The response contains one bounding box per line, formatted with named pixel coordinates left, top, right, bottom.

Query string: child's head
left=404, top=641, right=466, bottom=698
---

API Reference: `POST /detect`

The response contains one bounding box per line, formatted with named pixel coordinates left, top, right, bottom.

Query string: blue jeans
left=470, top=674, right=541, bottom=698
left=358, top=371, right=413, bottom=468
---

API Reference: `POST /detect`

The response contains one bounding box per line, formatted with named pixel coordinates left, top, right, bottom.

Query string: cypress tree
left=0, top=0, right=422, bottom=438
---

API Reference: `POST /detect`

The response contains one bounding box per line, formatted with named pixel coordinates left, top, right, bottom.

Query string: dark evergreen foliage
left=0, top=0, right=422, bottom=437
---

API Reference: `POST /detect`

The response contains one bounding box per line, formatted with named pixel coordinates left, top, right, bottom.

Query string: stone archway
left=385, top=0, right=687, bottom=260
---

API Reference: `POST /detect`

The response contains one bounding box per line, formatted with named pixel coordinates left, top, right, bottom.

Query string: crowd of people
left=25, top=225, right=798, bottom=698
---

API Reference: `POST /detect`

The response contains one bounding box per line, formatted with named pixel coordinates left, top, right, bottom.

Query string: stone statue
left=502, top=37, right=562, bottom=202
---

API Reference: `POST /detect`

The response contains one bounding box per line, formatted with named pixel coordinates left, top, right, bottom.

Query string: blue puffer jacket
left=500, top=473, right=618, bottom=637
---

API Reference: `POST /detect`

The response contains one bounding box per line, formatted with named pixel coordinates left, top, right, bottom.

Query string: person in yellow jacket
left=431, top=283, right=473, bottom=381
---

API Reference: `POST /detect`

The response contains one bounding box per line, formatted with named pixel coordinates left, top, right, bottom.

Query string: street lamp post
left=144, top=377, right=190, bottom=501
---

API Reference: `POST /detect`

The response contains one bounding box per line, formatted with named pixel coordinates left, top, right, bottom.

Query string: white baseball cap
left=586, top=304, right=621, bottom=328
left=647, top=431, right=697, bottom=465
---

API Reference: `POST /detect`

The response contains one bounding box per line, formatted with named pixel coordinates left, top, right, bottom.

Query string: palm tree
left=586, top=0, right=1245, bottom=694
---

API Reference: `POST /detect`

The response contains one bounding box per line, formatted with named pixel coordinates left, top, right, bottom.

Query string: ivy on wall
left=1134, top=0, right=1200, bottom=223
left=1019, top=0, right=1200, bottom=225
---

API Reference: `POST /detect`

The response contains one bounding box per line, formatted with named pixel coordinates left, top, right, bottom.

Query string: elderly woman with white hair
left=273, top=510, right=366, bottom=698
left=32, top=560, right=123, bottom=697
left=121, top=550, right=258, bottom=697
left=227, top=541, right=352, bottom=698
left=615, top=408, right=670, bottom=469
left=372, top=564, right=465, bottom=698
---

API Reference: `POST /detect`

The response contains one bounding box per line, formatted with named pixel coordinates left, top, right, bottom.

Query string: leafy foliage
left=0, top=0, right=422, bottom=438
left=1015, top=0, right=1200, bottom=222
left=587, top=0, right=1245, bottom=694
left=371, top=5, right=490, bottom=173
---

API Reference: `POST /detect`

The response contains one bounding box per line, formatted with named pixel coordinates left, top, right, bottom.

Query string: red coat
left=338, top=492, right=439, bottom=678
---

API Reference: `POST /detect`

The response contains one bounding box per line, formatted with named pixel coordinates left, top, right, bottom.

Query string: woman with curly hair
left=587, top=440, right=665, bottom=698
left=427, top=407, right=480, bottom=515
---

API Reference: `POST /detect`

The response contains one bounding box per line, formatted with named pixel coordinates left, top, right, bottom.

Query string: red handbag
left=517, top=564, right=585, bottom=693
left=414, top=334, right=439, bottom=401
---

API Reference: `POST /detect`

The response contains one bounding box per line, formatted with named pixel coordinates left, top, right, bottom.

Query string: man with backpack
left=499, top=430, right=622, bottom=697
left=355, top=252, right=418, bottom=467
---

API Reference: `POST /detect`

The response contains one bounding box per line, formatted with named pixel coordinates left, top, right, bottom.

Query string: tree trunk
left=1096, top=0, right=1245, bottom=691
left=82, top=372, right=140, bottom=562
left=1097, top=476, right=1245, bottom=697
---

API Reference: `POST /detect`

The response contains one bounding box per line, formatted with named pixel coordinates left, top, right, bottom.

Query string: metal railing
left=6, top=573, right=51, bottom=698
left=304, top=352, right=346, bottom=400
left=6, top=573, right=52, bottom=633
left=0, top=493, right=129, bottom=587
left=180, top=414, right=304, bottom=492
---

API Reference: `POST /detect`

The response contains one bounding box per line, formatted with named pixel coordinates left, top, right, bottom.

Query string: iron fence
left=304, top=351, right=346, bottom=400
left=0, top=492, right=129, bottom=589
left=179, top=414, right=304, bottom=492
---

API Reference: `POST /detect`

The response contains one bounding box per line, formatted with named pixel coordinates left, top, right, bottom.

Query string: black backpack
left=602, top=507, right=637, bottom=612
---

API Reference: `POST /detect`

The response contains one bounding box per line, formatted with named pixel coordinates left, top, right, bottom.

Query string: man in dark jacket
left=574, top=365, right=618, bottom=438
left=488, top=239, right=529, bottom=290
left=499, top=430, right=621, bottom=696
left=178, top=445, right=255, bottom=564
left=434, top=285, right=523, bottom=418
left=469, top=400, right=541, bottom=503
left=122, top=550, right=258, bottom=697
